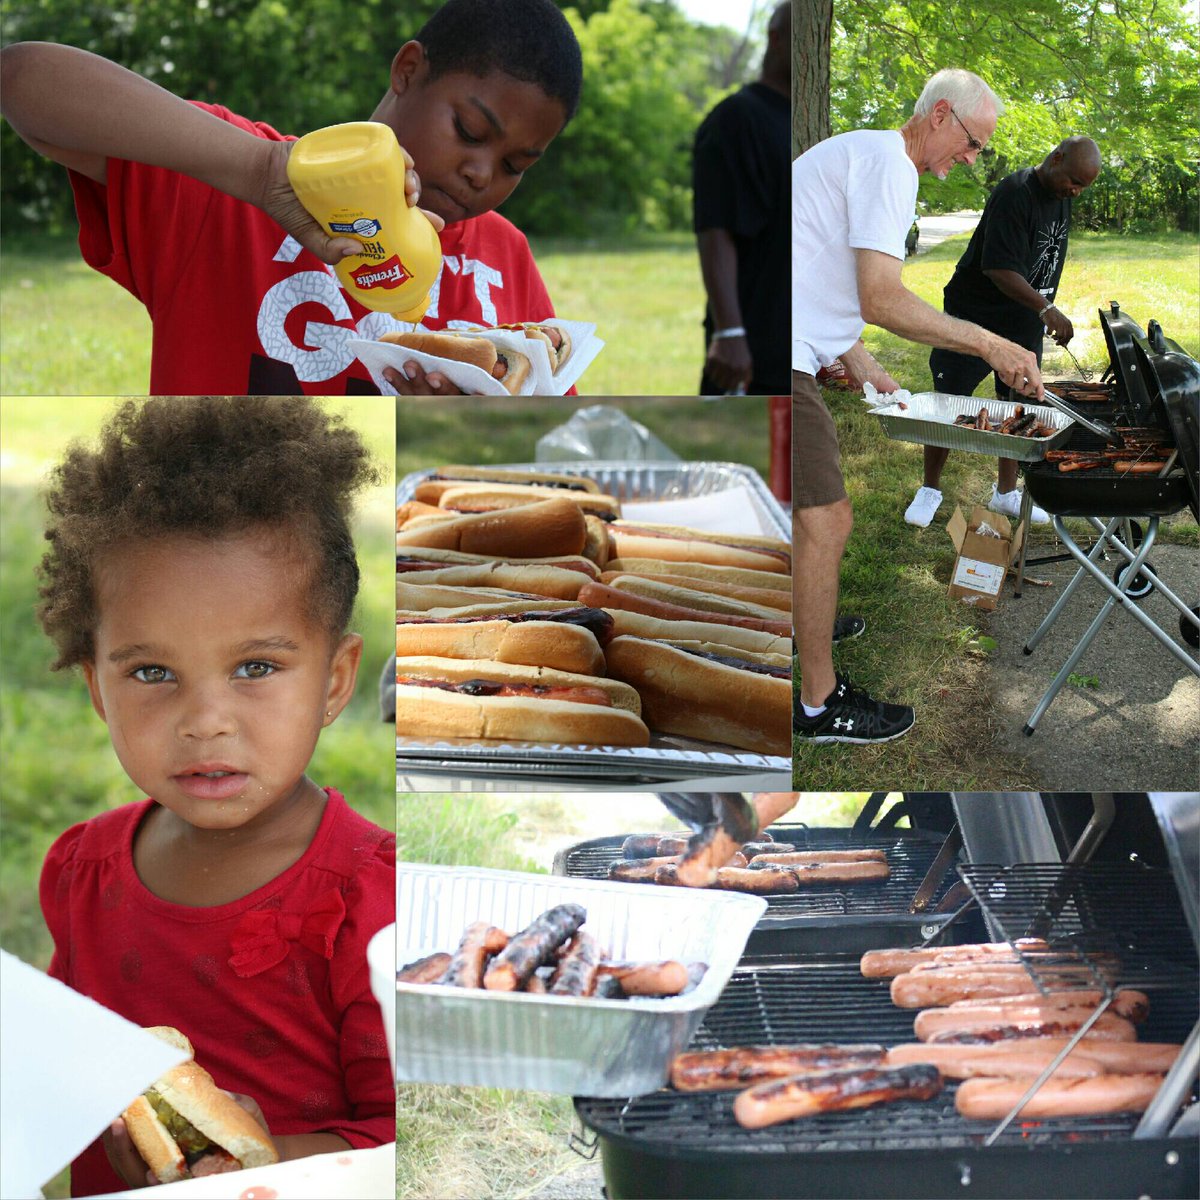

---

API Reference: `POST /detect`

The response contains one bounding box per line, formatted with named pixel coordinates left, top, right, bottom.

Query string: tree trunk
left=792, top=0, right=832, bottom=156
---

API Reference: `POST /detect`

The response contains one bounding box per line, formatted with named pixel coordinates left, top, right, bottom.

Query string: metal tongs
left=1041, top=386, right=1122, bottom=446
left=656, top=793, right=759, bottom=887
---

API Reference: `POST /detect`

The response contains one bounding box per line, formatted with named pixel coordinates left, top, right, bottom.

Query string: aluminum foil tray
left=871, top=393, right=1075, bottom=461
left=394, top=863, right=766, bottom=1096
left=396, top=460, right=791, bottom=782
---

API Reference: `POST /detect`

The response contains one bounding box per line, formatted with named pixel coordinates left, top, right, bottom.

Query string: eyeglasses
left=949, top=107, right=983, bottom=153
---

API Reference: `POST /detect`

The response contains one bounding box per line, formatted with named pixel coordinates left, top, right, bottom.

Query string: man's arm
left=855, top=248, right=1044, bottom=398
left=983, top=268, right=1073, bottom=344
left=697, top=227, right=753, bottom=391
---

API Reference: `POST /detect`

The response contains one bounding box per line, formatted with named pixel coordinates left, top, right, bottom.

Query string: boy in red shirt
left=1, top=0, right=581, bottom=395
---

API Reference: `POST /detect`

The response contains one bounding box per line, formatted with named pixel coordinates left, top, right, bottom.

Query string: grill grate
left=959, top=861, right=1200, bottom=990
left=576, top=959, right=1199, bottom=1154
left=556, top=826, right=958, bottom=920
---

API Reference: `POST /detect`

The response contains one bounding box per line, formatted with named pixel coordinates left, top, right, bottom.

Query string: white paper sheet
left=0, top=950, right=190, bottom=1200
left=621, top=486, right=768, bottom=534
left=95, top=1144, right=395, bottom=1199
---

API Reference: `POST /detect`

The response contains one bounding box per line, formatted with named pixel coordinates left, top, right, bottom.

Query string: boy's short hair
left=416, top=0, right=583, bottom=123
left=38, top=397, right=379, bottom=669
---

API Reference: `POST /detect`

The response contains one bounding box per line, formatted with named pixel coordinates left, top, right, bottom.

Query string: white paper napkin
left=0, top=950, right=189, bottom=1200
left=621, top=486, right=771, bottom=535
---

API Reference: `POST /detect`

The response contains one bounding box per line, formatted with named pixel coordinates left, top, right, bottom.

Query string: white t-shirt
left=792, top=130, right=919, bottom=375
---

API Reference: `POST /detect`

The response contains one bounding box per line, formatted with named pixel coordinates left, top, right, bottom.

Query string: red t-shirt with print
left=39, top=789, right=394, bottom=1196
left=69, top=102, right=556, bottom=395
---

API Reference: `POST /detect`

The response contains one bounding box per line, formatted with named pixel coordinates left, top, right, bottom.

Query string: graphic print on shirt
left=1030, top=218, right=1069, bottom=293
left=254, top=234, right=508, bottom=385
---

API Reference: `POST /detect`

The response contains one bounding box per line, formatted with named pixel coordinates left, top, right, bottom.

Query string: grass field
left=0, top=231, right=710, bottom=397
left=0, top=398, right=397, bottom=970
left=793, top=229, right=1200, bottom=791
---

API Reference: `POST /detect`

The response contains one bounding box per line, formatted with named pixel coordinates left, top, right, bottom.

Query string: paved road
left=914, top=210, right=981, bottom=254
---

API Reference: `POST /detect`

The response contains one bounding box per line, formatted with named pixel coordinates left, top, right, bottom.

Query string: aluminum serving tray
left=871, top=392, right=1075, bottom=461
left=395, top=863, right=766, bottom=1096
left=396, top=460, right=791, bottom=783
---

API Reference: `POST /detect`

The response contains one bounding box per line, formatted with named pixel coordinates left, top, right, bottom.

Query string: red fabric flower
left=229, top=888, right=346, bottom=977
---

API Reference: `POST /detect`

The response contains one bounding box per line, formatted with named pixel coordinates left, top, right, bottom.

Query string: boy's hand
left=255, top=141, right=444, bottom=268
left=103, top=1117, right=156, bottom=1188
left=383, top=361, right=466, bottom=396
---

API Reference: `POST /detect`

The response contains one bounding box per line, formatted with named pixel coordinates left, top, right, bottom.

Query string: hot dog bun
left=395, top=561, right=595, bottom=600
left=607, top=522, right=791, bottom=574
left=396, top=582, right=583, bottom=613
left=380, top=331, right=498, bottom=373
left=605, top=634, right=791, bottom=754
left=604, top=610, right=792, bottom=657
left=601, top=575, right=793, bottom=623
left=579, top=581, right=792, bottom=638
left=414, top=467, right=600, bottom=503
left=604, top=558, right=790, bottom=593
left=437, top=484, right=621, bottom=520
left=395, top=613, right=609, bottom=675
left=601, top=569, right=792, bottom=612
left=395, top=497, right=587, bottom=558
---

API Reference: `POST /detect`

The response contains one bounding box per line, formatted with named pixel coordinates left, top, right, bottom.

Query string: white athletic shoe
left=904, top=486, right=944, bottom=528
left=988, top=485, right=1049, bottom=525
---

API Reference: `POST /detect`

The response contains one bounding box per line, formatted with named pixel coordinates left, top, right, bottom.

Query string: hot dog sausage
left=549, top=930, right=603, bottom=997
left=750, top=849, right=887, bottom=865
left=917, top=1008, right=1138, bottom=1044
left=886, top=1040, right=1182, bottom=1079
left=440, top=922, right=510, bottom=988
left=654, top=864, right=800, bottom=894
left=671, top=1045, right=886, bottom=1092
left=397, top=952, right=453, bottom=984
left=733, top=1064, right=943, bottom=1129
left=608, top=856, right=681, bottom=883
left=946, top=989, right=1149, bottom=1023
left=483, top=904, right=586, bottom=991
left=748, top=859, right=889, bottom=883
left=596, top=960, right=690, bottom=997
left=860, top=940, right=1049, bottom=979
left=955, top=1074, right=1164, bottom=1120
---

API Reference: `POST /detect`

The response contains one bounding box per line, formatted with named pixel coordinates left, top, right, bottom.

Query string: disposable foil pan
left=394, top=863, right=766, bottom=1096
left=871, top=393, right=1075, bottom=461
left=396, top=460, right=791, bottom=782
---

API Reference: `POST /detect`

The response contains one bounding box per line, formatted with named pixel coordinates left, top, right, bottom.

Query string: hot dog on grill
left=860, top=940, right=1049, bottom=979
left=750, top=849, right=888, bottom=866
left=671, top=1045, right=887, bottom=1092
left=393, top=657, right=650, bottom=746
left=946, top=989, right=1149, bottom=1023
left=605, top=634, right=791, bottom=755
left=608, top=856, right=681, bottom=882
left=395, top=497, right=587, bottom=558
left=886, top=1040, right=1182, bottom=1079
left=733, top=1064, right=943, bottom=1128
left=954, top=1073, right=1165, bottom=1120
left=915, top=1008, right=1139, bottom=1044
left=748, top=858, right=890, bottom=884
left=891, top=964, right=1110, bottom=1008
left=654, top=863, right=799, bottom=894
left=484, top=903, right=587, bottom=991
left=395, top=607, right=611, bottom=675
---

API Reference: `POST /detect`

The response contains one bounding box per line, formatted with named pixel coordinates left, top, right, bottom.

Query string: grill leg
left=1023, top=516, right=1200, bottom=734
left=1023, top=517, right=1118, bottom=655
left=1012, top=484, right=1033, bottom=597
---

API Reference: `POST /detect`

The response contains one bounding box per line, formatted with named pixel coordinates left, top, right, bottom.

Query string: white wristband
left=1038, top=303, right=1055, bottom=318
left=712, top=326, right=747, bottom=340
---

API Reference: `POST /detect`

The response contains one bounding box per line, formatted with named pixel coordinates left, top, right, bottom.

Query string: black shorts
left=929, top=343, right=1044, bottom=402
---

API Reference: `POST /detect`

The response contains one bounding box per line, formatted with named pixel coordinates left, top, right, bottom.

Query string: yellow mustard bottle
left=286, top=121, right=441, bottom=322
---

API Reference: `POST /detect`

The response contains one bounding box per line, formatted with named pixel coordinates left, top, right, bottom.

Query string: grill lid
left=1136, top=322, right=1200, bottom=519
left=1099, top=301, right=1155, bottom=422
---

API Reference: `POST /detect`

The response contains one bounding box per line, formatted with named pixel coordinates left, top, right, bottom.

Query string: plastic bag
left=536, top=404, right=680, bottom=463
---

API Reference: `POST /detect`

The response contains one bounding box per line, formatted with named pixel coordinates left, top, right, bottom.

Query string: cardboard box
left=946, top=505, right=1025, bottom=610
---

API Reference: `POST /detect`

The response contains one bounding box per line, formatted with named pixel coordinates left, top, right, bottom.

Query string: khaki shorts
left=792, top=369, right=847, bottom=509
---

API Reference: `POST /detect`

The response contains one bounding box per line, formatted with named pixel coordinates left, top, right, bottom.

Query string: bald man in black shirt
left=904, top=136, right=1102, bottom=529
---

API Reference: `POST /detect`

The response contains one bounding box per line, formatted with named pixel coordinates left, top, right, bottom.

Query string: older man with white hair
left=792, top=68, right=1043, bottom=746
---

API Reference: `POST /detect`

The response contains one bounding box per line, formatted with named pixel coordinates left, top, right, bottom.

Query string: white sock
left=801, top=701, right=826, bottom=718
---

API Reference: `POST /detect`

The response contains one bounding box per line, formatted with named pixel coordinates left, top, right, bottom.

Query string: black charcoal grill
left=571, top=795, right=1200, bottom=1199
left=1015, top=304, right=1200, bottom=734
left=552, top=795, right=976, bottom=956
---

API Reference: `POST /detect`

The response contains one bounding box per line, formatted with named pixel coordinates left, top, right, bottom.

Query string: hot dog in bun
left=379, top=332, right=531, bottom=394
left=394, top=656, right=649, bottom=745
left=121, top=1027, right=277, bottom=1182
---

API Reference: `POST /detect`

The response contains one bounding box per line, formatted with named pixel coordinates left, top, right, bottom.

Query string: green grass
left=0, top=398, right=396, bottom=968
left=794, top=229, right=1200, bottom=790
left=0, top=231, right=710, bottom=396
left=396, top=396, right=773, bottom=480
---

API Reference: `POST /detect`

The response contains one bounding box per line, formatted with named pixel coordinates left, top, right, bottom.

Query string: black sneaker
left=793, top=674, right=915, bottom=744
left=832, top=615, right=866, bottom=643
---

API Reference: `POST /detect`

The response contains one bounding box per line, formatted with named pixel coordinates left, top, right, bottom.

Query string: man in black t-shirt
left=692, top=1, right=790, bottom=396
left=903, top=137, right=1102, bottom=528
